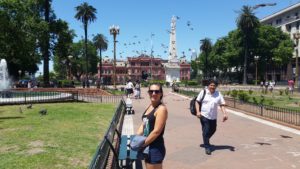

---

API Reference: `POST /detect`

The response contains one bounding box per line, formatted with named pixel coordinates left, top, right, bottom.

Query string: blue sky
left=39, top=0, right=300, bottom=73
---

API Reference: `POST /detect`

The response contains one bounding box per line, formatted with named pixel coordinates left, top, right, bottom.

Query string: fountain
left=0, top=59, right=12, bottom=98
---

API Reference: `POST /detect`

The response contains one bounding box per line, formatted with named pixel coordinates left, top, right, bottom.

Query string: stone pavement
left=125, top=87, right=300, bottom=169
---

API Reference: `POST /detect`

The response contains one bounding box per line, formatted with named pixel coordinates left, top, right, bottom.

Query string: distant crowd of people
left=260, top=80, right=276, bottom=93
left=259, top=79, right=295, bottom=94
left=125, top=80, right=141, bottom=99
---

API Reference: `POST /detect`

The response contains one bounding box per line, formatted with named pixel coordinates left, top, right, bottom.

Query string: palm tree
left=236, top=5, right=259, bottom=85
left=93, top=34, right=108, bottom=87
left=43, top=0, right=51, bottom=86
left=75, top=2, right=97, bottom=75
left=200, top=38, right=212, bottom=79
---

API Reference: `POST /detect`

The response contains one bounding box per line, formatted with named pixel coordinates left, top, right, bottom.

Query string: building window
left=141, top=62, right=149, bottom=66
left=276, top=18, right=282, bottom=25
left=287, top=25, right=292, bottom=31
left=295, top=12, right=299, bottom=17
left=131, top=62, right=135, bottom=66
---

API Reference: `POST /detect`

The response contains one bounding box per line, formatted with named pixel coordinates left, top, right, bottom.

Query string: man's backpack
left=190, top=89, right=206, bottom=116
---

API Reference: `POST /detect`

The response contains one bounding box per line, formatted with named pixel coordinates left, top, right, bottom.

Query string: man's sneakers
left=205, top=147, right=212, bottom=155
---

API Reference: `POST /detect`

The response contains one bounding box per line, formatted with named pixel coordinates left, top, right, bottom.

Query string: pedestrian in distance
left=260, top=81, right=264, bottom=90
left=135, top=80, right=141, bottom=99
left=195, top=79, right=228, bottom=155
left=264, top=81, right=269, bottom=94
left=288, top=79, right=294, bottom=94
left=136, top=83, right=168, bottom=169
left=125, top=80, right=134, bottom=98
left=269, top=80, right=274, bottom=93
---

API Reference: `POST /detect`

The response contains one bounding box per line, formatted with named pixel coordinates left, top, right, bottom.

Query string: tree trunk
left=243, top=42, right=248, bottom=85
left=205, top=53, right=208, bottom=79
left=43, top=0, right=50, bottom=87
left=84, top=22, right=88, bottom=75
left=100, top=47, right=102, bottom=82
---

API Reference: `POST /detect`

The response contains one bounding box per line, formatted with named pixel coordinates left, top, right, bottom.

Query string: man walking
left=196, top=79, right=228, bottom=155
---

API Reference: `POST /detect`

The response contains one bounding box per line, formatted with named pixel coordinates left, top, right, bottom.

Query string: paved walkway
left=125, top=87, right=300, bottom=169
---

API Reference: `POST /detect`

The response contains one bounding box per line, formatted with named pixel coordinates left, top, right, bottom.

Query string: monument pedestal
left=165, top=61, right=180, bottom=85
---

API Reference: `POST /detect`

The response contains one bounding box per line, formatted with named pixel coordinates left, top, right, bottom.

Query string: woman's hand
left=196, top=112, right=201, bottom=118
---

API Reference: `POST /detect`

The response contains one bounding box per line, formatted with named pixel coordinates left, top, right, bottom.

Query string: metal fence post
left=24, top=92, right=27, bottom=104
left=260, top=104, right=263, bottom=116
left=77, top=91, right=79, bottom=102
left=233, top=98, right=236, bottom=108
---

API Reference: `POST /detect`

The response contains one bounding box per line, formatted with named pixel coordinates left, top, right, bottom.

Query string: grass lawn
left=106, top=88, right=125, bottom=95
left=0, top=102, right=116, bottom=169
left=244, top=91, right=300, bottom=111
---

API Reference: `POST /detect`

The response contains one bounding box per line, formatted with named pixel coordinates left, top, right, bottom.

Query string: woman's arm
left=143, top=106, right=168, bottom=146
left=136, top=123, right=144, bottom=136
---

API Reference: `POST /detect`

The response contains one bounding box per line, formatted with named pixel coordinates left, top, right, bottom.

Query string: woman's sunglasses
left=148, top=90, right=161, bottom=94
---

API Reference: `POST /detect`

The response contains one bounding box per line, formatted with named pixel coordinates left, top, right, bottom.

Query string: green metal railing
left=89, top=100, right=126, bottom=169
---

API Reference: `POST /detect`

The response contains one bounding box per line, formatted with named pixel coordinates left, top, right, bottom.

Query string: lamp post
left=254, top=55, right=259, bottom=85
left=68, top=55, right=73, bottom=80
left=109, top=25, right=120, bottom=89
left=150, top=33, right=155, bottom=80
left=293, top=32, right=300, bottom=88
left=18, top=70, right=22, bottom=80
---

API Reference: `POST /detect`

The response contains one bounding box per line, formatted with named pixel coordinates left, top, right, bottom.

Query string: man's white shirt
left=196, top=89, right=225, bottom=120
left=126, top=82, right=134, bottom=89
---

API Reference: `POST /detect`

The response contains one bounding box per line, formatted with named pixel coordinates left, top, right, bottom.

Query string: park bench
left=89, top=100, right=139, bottom=169
left=103, top=130, right=139, bottom=169
left=118, top=135, right=139, bottom=168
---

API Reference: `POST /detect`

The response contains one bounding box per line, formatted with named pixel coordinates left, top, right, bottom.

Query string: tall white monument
left=165, top=16, right=180, bottom=84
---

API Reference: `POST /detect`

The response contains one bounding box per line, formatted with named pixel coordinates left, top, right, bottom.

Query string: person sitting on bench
left=136, top=83, right=168, bottom=169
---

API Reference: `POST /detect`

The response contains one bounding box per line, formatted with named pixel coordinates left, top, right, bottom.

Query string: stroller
left=125, top=97, right=135, bottom=114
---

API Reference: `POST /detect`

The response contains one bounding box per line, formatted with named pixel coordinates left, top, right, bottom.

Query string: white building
left=260, top=2, right=300, bottom=82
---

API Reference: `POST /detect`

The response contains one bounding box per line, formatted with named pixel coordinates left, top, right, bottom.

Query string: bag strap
left=198, top=89, right=206, bottom=103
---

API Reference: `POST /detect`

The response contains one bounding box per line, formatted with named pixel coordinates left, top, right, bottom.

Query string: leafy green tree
left=199, top=38, right=212, bottom=78
left=256, top=25, right=293, bottom=79
left=209, top=37, right=229, bottom=79
left=53, top=20, right=76, bottom=79
left=75, top=2, right=97, bottom=75
left=67, top=40, right=98, bottom=81
left=236, top=5, right=260, bottom=84
left=93, top=34, right=108, bottom=83
left=0, top=0, right=42, bottom=79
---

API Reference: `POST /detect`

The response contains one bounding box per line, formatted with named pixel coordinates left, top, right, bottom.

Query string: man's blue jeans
left=200, top=116, right=217, bottom=148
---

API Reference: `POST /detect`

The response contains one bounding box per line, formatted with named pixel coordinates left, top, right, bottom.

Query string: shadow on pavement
left=199, top=144, right=235, bottom=152
left=211, top=145, right=235, bottom=152
left=255, top=142, right=272, bottom=146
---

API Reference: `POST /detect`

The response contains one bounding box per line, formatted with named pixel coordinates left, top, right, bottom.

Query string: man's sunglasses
left=148, top=90, right=161, bottom=94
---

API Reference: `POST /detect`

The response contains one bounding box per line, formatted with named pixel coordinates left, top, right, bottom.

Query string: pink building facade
left=99, top=55, right=190, bottom=84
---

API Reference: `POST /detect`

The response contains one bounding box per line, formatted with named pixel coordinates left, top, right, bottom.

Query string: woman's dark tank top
left=142, top=103, right=165, bottom=146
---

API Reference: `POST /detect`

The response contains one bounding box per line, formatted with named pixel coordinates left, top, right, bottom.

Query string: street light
left=150, top=33, right=155, bottom=80
left=18, top=70, right=22, bottom=80
left=254, top=55, right=260, bottom=85
left=109, top=25, right=120, bottom=89
left=68, top=55, right=73, bottom=80
left=252, top=3, right=276, bottom=10
left=293, top=32, right=300, bottom=88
